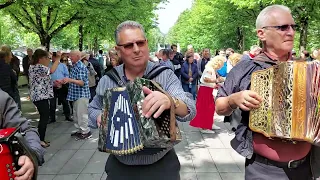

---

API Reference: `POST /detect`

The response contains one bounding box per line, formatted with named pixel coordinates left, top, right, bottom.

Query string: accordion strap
left=143, top=65, right=171, bottom=79
left=105, top=68, right=125, bottom=87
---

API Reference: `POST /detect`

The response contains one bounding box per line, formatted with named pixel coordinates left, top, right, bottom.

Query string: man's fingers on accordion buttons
left=143, top=96, right=157, bottom=114
left=249, top=91, right=263, bottom=102
left=154, top=105, right=166, bottom=118
left=239, top=104, right=250, bottom=111
left=14, top=169, right=33, bottom=180
left=246, top=96, right=261, bottom=106
left=146, top=100, right=162, bottom=118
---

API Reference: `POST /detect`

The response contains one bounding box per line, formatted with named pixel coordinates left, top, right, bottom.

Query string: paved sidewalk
left=19, top=87, right=245, bottom=180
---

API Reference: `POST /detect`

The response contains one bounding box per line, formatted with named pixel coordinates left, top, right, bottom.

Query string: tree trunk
left=93, top=36, right=98, bottom=54
left=236, top=27, right=244, bottom=52
left=39, top=34, right=51, bottom=51
left=299, top=16, right=309, bottom=52
left=78, top=24, right=83, bottom=51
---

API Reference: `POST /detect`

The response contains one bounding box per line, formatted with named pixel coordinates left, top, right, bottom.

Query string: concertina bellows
left=98, top=78, right=182, bottom=155
left=250, top=61, right=320, bottom=145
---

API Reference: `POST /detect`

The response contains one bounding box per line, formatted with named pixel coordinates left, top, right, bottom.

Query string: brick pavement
left=18, top=87, right=245, bottom=180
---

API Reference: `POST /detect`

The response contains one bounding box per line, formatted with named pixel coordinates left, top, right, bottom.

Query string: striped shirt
left=159, top=59, right=175, bottom=71
left=88, top=61, right=196, bottom=165
left=67, top=60, right=90, bottom=101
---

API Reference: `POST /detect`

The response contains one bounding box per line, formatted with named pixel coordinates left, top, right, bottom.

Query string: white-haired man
left=216, top=5, right=320, bottom=180
left=88, top=21, right=196, bottom=180
left=63, top=50, right=91, bottom=140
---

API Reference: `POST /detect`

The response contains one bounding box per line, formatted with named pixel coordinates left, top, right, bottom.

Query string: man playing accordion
left=215, top=5, right=320, bottom=180
left=88, top=21, right=196, bottom=180
left=0, top=88, right=45, bottom=180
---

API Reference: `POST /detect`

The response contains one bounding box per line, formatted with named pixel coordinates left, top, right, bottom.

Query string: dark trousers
left=33, top=99, right=50, bottom=141
left=105, top=150, right=181, bottom=180
left=182, top=83, right=196, bottom=100
left=50, top=85, right=70, bottom=121
left=89, top=86, right=96, bottom=102
left=245, top=154, right=312, bottom=180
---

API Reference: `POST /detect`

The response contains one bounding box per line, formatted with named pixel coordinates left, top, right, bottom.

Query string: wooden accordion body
left=98, top=78, right=182, bottom=155
left=250, top=61, right=320, bottom=145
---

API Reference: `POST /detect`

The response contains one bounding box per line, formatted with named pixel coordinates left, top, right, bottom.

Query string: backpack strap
left=143, top=65, right=171, bottom=80
left=105, top=68, right=125, bottom=87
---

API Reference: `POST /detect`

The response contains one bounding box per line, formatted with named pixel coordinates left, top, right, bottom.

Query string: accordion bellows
left=98, top=78, right=182, bottom=155
left=250, top=61, right=320, bottom=145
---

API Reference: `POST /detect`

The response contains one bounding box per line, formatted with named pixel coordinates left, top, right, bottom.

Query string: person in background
left=97, top=50, right=105, bottom=74
left=1, top=45, right=21, bottom=109
left=49, top=51, right=72, bottom=123
left=23, top=48, right=33, bottom=84
left=311, top=49, right=318, bottom=61
left=63, top=50, right=91, bottom=140
left=29, top=49, right=59, bottom=148
left=105, top=49, right=120, bottom=73
left=240, top=45, right=262, bottom=61
left=81, top=52, right=97, bottom=102
left=0, top=50, right=17, bottom=100
left=171, top=44, right=184, bottom=78
left=181, top=51, right=198, bottom=99
left=216, top=49, right=228, bottom=78
left=88, top=51, right=102, bottom=86
left=197, top=48, right=211, bottom=78
left=301, top=50, right=312, bottom=61
left=190, top=56, right=225, bottom=133
left=160, top=49, right=175, bottom=71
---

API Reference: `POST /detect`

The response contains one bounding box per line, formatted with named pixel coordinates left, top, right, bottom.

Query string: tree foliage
left=168, top=0, right=320, bottom=53
left=1, top=0, right=164, bottom=51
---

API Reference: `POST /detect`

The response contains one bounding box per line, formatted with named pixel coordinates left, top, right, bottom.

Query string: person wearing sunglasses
left=215, top=5, right=319, bottom=180
left=88, top=21, right=196, bottom=180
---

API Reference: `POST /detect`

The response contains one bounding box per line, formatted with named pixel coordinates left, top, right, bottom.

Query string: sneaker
left=75, top=131, right=92, bottom=140
left=212, top=124, right=221, bottom=130
left=71, top=131, right=81, bottom=137
left=200, top=129, right=215, bottom=134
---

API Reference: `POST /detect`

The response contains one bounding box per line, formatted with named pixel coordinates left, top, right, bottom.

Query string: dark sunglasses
left=262, top=24, right=298, bottom=31
left=117, top=39, right=147, bottom=50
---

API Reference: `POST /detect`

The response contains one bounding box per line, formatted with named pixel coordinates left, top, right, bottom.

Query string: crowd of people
left=0, top=4, right=320, bottom=180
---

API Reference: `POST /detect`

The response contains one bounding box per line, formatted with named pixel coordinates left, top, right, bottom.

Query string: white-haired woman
left=190, top=56, right=225, bottom=133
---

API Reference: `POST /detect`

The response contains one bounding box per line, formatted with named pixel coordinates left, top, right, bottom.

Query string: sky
left=156, top=0, right=193, bottom=34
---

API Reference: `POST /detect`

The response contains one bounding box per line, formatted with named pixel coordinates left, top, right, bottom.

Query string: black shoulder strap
left=143, top=65, right=171, bottom=80
left=105, top=68, right=125, bottom=87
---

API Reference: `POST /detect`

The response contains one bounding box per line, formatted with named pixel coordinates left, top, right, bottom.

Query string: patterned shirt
left=29, top=64, right=53, bottom=102
left=67, top=60, right=90, bottom=101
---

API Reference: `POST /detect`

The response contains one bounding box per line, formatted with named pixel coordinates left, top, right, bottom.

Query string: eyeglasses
left=262, top=24, right=298, bottom=31
left=117, top=39, right=147, bottom=50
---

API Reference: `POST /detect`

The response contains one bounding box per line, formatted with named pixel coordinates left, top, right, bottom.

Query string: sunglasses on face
left=117, top=39, right=147, bottom=50
left=263, top=24, right=298, bottom=31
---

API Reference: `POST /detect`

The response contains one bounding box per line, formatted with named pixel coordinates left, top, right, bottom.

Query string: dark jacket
left=10, top=55, right=20, bottom=80
left=217, top=52, right=320, bottom=179
left=23, top=56, right=31, bottom=75
left=89, top=57, right=102, bottom=83
left=0, top=59, right=17, bottom=98
left=180, top=61, right=198, bottom=84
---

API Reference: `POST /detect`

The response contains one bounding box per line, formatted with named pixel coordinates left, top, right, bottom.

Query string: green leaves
left=168, top=0, right=320, bottom=53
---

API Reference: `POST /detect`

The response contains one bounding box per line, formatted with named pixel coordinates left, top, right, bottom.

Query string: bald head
left=70, top=50, right=81, bottom=64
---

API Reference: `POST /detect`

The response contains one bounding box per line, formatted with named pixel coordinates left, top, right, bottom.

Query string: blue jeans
left=182, top=83, right=196, bottom=100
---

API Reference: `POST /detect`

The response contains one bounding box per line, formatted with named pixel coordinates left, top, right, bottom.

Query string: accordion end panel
left=249, top=68, right=274, bottom=138
left=291, top=61, right=308, bottom=141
